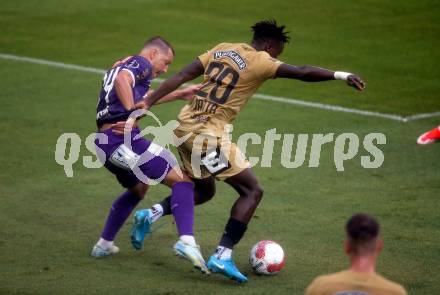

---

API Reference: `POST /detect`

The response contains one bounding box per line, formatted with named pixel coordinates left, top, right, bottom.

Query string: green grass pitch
left=0, top=0, right=439, bottom=294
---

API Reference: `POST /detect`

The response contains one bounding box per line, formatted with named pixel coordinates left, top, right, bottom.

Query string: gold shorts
left=174, top=129, right=249, bottom=181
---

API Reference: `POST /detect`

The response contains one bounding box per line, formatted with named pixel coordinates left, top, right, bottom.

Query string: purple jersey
left=96, top=55, right=153, bottom=127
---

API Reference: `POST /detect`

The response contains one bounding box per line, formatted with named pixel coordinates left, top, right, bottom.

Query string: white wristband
left=334, top=71, right=352, bottom=81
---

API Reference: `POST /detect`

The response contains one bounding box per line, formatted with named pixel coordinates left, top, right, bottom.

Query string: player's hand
left=112, top=56, right=132, bottom=68
left=110, top=120, right=135, bottom=135
left=347, top=75, right=366, bottom=91
left=134, top=100, right=147, bottom=109
left=179, top=84, right=202, bottom=100
left=134, top=100, right=152, bottom=113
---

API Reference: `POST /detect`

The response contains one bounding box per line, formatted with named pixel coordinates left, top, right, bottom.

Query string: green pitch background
left=0, top=0, right=439, bottom=294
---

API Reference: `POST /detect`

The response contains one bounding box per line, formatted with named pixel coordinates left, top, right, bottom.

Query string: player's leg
left=224, top=168, right=263, bottom=223
left=132, top=130, right=217, bottom=227
left=193, top=176, right=217, bottom=205
left=131, top=168, right=195, bottom=240
left=128, top=143, right=184, bottom=249
left=128, top=145, right=209, bottom=273
left=207, top=168, right=262, bottom=283
left=129, top=176, right=215, bottom=265
left=417, top=125, right=440, bottom=144
left=92, top=182, right=148, bottom=257
left=161, top=168, right=196, bottom=246
left=203, top=140, right=258, bottom=283
left=140, top=175, right=216, bottom=225
left=128, top=176, right=215, bottom=262
left=130, top=157, right=195, bottom=249
left=91, top=129, right=149, bottom=258
left=163, top=168, right=209, bottom=273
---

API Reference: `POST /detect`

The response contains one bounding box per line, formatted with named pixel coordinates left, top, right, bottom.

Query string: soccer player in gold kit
left=305, top=213, right=407, bottom=295
left=129, top=20, right=366, bottom=282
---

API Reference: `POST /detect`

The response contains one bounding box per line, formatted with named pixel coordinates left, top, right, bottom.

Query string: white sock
left=180, top=235, right=196, bottom=246
left=148, top=204, right=163, bottom=223
left=214, top=246, right=232, bottom=259
left=97, top=238, right=113, bottom=250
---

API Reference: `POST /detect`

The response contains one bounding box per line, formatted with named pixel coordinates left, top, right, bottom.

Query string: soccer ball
left=249, top=240, right=285, bottom=275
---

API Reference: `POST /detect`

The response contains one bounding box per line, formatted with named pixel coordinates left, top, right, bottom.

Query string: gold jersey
left=305, top=270, right=407, bottom=295
left=177, top=43, right=283, bottom=137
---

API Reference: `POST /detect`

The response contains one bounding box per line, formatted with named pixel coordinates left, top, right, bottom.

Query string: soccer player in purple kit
left=90, top=36, right=209, bottom=274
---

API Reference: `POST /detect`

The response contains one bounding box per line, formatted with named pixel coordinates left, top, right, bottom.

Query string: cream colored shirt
left=177, top=42, right=282, bottom=136
left=305, top=270, right=407, bottom=295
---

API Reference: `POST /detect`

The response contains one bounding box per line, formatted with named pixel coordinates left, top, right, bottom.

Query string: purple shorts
left=95, top=128, right=177, bottom=188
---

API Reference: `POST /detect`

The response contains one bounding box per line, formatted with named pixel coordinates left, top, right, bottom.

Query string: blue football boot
left=130, top=209, right=152, bottom=250
left=91, top=244, right=120, bottom=258
left=173, top=240, right=210, bottom=274
left=207, top=255, right=248, bottom=283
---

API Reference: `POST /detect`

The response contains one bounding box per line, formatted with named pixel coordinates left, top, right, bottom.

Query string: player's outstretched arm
left=275, top=63, right=365, bottom=91
left=145, top=59, right=205, bottom=108
left=154, top=84, right=202, bottom=105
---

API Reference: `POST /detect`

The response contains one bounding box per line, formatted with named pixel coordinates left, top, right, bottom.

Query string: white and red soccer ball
left=249, top=240, right=285, bottom=275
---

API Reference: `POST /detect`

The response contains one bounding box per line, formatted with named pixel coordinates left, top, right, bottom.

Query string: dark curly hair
left=251, top=19, right=290, bottom=44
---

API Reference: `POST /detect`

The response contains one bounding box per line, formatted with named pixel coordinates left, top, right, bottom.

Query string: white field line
left=0, top=53, right=106, bottom=75
left=1, top=52, right=438, bottom=123
left=404, top=111, right=440, bottom=122
left=252, top=93, right=407, bottom=122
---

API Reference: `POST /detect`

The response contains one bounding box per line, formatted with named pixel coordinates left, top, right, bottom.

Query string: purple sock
left=101, top=190, right=141, bottom=241
left=171, top=182, right=195, bottom=236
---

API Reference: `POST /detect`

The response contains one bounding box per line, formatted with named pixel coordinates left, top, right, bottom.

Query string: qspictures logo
left=54, top=110, right=386, bottom=184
